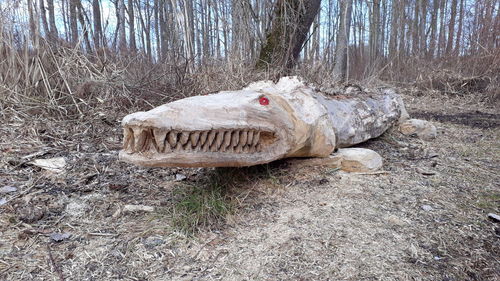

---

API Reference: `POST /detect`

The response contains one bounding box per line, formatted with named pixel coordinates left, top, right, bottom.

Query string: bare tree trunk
left=389, top=0, right=399, bottom=57
left=76, top=1, right=92, bottom=52
left=47, top=0, right=58, bottom=40
left=437, top=0, right=446, bottom=56
left=39, top=0, right=50, bottom=39
left=333, top=0, right=353, bottom=82
left=118, top=0, right=127, bottom=53
left=446, top=0, right=457, bottom=54
left=369, top=0, right=380, bottom=64
left=62, top=0, right=69, bottom=41
left=69, top=0, right=78, bottom=44
left=27, top=0, right=39, bottom=48
left=428, top=0, right=439, bottom=57
left=398, top=0, right=407, bottom=57
left=454, top=0, right=464, bottom=54
left=93, top=0, right=103, bottom=49
left=135, top=0, right=152, bottom=60
left=256, top=0, right=322, bottom=72
left=154, top=0, right=161, bottom=60
left=128, top=0, right=136, bottom=52
left=419, top=0, right=427, bottom=53
left=412, top=0, right=420, bottom=54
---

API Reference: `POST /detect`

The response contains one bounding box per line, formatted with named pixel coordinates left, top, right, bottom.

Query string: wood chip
left=123, top=204, right=154, bottom=213
left=416, top=167, right=436, bottom=175
left=488, top=213, right=500, bottom=223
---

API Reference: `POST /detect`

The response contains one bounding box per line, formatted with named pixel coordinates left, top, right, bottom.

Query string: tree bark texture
left=332, top=0, right=353, bottom=82
left=256, top=0, right=321, bottom=72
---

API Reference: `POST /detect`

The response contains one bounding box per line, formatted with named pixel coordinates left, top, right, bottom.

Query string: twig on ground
left=46, top=243, right=65, bottom=281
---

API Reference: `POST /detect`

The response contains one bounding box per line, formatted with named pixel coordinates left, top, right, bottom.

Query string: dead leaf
left=416, top=167, right=436, bottom=176
left=0, top=186, right=17, bottom=193
left=30, top=157, right=66, bottom=173
left=123, top=205, right=154, bottom=213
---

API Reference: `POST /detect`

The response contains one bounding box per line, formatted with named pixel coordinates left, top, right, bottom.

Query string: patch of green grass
left=169, top=170, right=236, bottom=234
left=167, top=164, right=287, bottom=235
left=475, top=193, right=500, bottom=212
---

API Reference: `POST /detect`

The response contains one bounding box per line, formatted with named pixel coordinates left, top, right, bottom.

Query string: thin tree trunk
left=428, top=0, right=439, bottom=57
left=369, top=0, right=380, bottom=64
left=333, top=0, right=353, bottom=82
left=454, top=0, right=464, bottom=54
left=76, top=1, right=92, bottom=52
left=93, top=0, right=103, bottom=50
left=39, top=0, right=50, bottom=39
left=419, top=0, right=427, bottom=53
left=70, top=0, right=78, bottom=44
left=47, top=0, right=58, bottom=40
left=128, top=0, right=136, bottom=52
left=446, top=0, right=457, bottom=54
left=412, top=0, right=420, bottom=54
left=389, top=0, right=399, bottom=57
left=437, top=0, right=446, bottom=56
left=118, top=0, right=127, bottom=53
left=27, top=0, right=39, bottom=48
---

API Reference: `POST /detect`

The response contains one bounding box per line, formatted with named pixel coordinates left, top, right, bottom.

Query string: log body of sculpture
left=119, top=77, right=407, bottom=167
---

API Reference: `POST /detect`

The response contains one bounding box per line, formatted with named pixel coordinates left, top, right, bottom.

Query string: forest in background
left=0, top=2, right=499, bottom=279
left=0, top=0, right=498, bottom=119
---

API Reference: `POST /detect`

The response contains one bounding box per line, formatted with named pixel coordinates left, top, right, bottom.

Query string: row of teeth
left=123, top=127, right=273, bottom=154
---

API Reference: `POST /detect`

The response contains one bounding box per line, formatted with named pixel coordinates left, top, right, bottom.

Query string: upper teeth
left=123, top=127, right=273, bottom=154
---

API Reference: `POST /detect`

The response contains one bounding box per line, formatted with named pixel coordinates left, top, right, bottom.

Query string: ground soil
left=1, top=90, right=499, bottom=281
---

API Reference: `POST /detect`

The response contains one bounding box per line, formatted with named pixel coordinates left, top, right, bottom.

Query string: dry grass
left=1, top=33, right=499, bottom=280
left=1, top=81, right=499, bottom=280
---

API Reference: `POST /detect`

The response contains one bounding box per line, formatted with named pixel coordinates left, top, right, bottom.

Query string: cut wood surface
left=120, top=77, right=407, bottom=168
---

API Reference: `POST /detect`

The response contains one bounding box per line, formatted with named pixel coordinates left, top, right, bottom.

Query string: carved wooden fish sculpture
left=120, top=77, right=408, bottom=167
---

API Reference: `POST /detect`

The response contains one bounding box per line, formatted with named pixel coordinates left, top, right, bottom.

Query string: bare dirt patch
left=1, top=92, right=499, bottom=280
left=412, top=111, right=500, bottom=129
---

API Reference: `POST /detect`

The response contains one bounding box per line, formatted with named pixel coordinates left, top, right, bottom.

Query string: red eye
left=259, top=97, right=269, bottom=106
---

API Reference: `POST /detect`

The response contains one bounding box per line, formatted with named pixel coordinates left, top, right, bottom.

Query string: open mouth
left=122, top=126, right=278, bottom=154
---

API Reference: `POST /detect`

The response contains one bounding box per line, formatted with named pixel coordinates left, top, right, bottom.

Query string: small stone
left=335, top=148, right=383, bottom=172
left=143, top=237, right=165, bottom=248
left=50, top=232, right=71, bottom=242
left=421, top=205, right=433, bottom=211
left=386, top=215, right=405, bottom=226
left=0, top=186, right=17, bottom=194
left=175, top=174, right=187, bottom=181
left=399, top=119, right=437, bottom=140
left=0, top=198, right=6, bottom=206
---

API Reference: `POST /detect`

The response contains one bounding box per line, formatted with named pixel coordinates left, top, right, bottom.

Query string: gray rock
left=399, top=119, right=437, bottom=140
left=143, top=237, right=165, bottom=248
left=421, top=205, right=433, bottom=211
left=175, top=173, right=187, bottom=181
left=335, top=148, right=383, bottom=172
left=50, top=233, right=71, bottom=242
